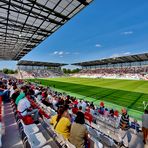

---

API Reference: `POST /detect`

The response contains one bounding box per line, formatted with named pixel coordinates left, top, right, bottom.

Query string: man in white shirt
left=81, top=100, right=87, bottom=112
left=17, top=97, right=39, bottom=122
left=34, top=87, right=40, bottom=96
left=9, top=86, right=15, bottom=98
left=77, top=100, right=82, bottom=108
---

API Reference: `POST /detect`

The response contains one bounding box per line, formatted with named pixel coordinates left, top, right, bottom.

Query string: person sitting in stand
left=81, top=100, right=87, bottom=112
left=77, top=100, right=82, bottom=108
left=114, top=110, right=119, bottom=118
left=90, top=102, right=94, bottom=108
left=15, top=86, right=26, bottom=105
left=41, top=91, right=52, bottom=107
left=65, top=95, right=71, bottom=104
left=11, top=89, right=20, bottom=102
left=78, top=106, right=83, bottom=112
left=34, top=87, right=40, bottom=96
left=69, top=111, right=89, bottom=148
left=72, top=104, right=79, bottom=114
left=90, top=106, right=95, bottom=116
left=10, top=84, right=17, bottom=98
left=0, top=83, right=10, bottom=103
left=119, top=108, right=130, bottom=148
left=109, top=109, right=114, bottom=117
left=17, top=92, right=39, bottom=124
left=130, top=119, right=140, bottom=133
left=50, top=105, right=71, bottom=139
left=99, top=106, right=105, bottom=115
left=84, top=108, right=93, bottom=124
left=36, top=92, right=42, bottom=101
left=142, top=109, right=148, bottom=144
left=104, top=108, right=109, bottom=117
left=56, top=97, right=64, bottom=108
left=73, top=99, right=78, bottom=105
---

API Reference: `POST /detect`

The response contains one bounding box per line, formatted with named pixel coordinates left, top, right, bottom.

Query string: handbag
left=22, top=115, right=34, bottom=125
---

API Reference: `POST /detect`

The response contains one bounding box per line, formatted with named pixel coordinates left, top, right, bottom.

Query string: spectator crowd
left=0, top=77, right=147, bottom=148
left=73, top=66, right=148, bottom=80
left=17, top=69, right=64, bottom=79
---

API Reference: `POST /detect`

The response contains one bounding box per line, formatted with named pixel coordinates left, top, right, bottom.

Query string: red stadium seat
left=28, top=98, right=50, bottom=119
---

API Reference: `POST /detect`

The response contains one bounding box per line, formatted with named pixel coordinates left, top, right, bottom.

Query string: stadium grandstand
left=72, top=53, right=148, bottom=80
left=17, top=60, right=66, bottom=79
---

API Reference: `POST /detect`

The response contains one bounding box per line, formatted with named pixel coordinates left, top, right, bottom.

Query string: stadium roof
left=0, top=0, right=93, bottom=60
left=17, top=60, right=67, bottom=67
left=72, top=53, right=148, bottom=66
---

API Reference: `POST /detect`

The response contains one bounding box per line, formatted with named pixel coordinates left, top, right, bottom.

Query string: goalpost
left=143, top=101, right=148, bottom=110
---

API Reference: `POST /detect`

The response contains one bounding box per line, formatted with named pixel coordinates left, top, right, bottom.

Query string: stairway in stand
left=1, top=102, right=23, bottom=148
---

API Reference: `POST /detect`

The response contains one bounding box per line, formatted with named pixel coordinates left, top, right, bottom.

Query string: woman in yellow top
left=50, top=105, right=71, bottom=139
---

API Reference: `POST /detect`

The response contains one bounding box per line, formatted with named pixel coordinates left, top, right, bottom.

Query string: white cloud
left=59, top=51, right=63, bottom=55
left=95, top=44, right=102, bottom=47
left=52, top=51, right=80, bottom=57
left=123, top=52, right=131, bottom=55
left=110, top=54, right=120, bottom=58
left=122, top=31, right=133, bottom=35
left=52, top=51, right=71, bottom=57
left=110, top=52, right=131, bottom=58
left=53, top=51, right=58, bottom=55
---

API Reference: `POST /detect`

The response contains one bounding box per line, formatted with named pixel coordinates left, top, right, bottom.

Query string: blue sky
left=1, top=0, right=148, bottom=69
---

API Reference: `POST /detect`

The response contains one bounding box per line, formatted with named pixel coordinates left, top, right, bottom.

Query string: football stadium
left=0, top=0, right=148, bottom=148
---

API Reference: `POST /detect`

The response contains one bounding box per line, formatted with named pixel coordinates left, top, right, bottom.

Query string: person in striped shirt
left=119, top=108, right=130, bottom=148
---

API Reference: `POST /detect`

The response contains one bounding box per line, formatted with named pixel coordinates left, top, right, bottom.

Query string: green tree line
left=62, top=68, right=80, bottom=74
left=1, top=68, right=18, bottom=74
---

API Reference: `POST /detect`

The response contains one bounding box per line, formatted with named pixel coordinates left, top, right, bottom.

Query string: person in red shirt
left=72, top=104, right=78, bottom=114
left=73, top=99, right=78, bottom=105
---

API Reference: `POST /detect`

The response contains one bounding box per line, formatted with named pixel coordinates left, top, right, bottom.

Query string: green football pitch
left=28, top=77, right=148, bottom=120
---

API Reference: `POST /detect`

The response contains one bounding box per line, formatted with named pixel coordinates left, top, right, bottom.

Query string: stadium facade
left=72, top=53, right=148, bottom=69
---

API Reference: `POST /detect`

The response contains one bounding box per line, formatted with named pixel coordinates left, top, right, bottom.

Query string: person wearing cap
left=119, top=108, right=130, bottom=148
